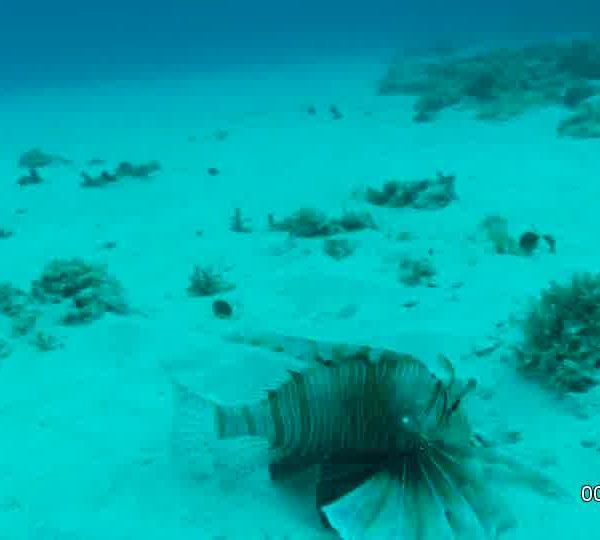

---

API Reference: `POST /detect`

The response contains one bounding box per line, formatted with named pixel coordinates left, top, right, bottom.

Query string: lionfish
left=170, top=333, right=560, bottom=539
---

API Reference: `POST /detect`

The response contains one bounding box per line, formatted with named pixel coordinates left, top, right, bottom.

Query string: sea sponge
left=515, top=272, right=600, bottom=392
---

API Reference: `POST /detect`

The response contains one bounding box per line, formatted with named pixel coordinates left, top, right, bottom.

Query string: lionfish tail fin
left=170, top=376, right=275, bottom=481
left=171, top=376, right=269, bottom=441
left=169, top=378, right=217, bottom=476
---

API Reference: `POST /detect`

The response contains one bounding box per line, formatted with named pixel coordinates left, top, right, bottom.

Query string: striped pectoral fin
left=316, top=453, right=387, bottom=528
left=268, top=453, right=318, bottom=480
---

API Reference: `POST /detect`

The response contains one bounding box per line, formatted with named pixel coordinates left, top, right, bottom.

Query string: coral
left=31, top=258, right=129, bottom=325
left=378, top=38, right=600, bottom=128
left=17, top=168, right=43, bottom=186
left=81, top=170, right=118, bottom=188
left=31, top=331, right=62, bottom=352
left=18, top=148, right=69, bottom=169
left=398, top=256, right=436, bottom=287
left=269, top=208, right=333, bottom=237
left=187, top=265, right=235, bottom=297
left=337, top=210, right=376, bottom=232
left=114, top=160, right=160, bottom=179
left=0, top=338, right=12, bottom=359
left=323, top=238, right=356, bottom=260
left=329, top=104, right=343, bottom=120
left=230, top=208, right=252, bottom=233
left=11, top=309, right=38, bottom=336
left=479, top=215, right=518, bottom=254
left=0, top=260, right=127, bottom=339
left=413, top=89, right=461, bottom=122
left=365, top=172, right=457, bottom=210
left=557, top=100, right=600, bottom=138
left=80, top=160, right=161, bottom=188
left=0, top=282, right=29, bottom=317
left=0, top=228, right=14, bottom=239
left=268, top=208, right=375, bottom=238
left=562, top=81, right=597, bottom=108
left=558, top=39, right=600, bottom=79
left=0, top=282, right=38, bottom=337
left=478, top=215, right=555, bottom=256
left=515, top=272, right=600, bottom=392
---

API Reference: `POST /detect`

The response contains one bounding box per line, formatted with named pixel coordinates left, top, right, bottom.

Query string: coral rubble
left=379, top=38, right=600, bottom=132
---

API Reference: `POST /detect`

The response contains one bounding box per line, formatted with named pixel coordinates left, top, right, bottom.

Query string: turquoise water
left=2, top=2, right=600, bottom=539
left=3, top=1, right=599, bottom=89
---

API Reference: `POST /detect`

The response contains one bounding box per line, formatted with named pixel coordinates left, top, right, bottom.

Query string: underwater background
left=3, top=1, right=600, bottom=89
left=2, top=1, right=600, bottom=539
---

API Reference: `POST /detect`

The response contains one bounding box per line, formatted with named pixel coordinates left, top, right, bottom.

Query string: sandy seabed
left=1, top=54, right=600, bottom=539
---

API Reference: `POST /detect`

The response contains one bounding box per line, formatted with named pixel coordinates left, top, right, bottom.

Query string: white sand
left=1, top=54, right=600, bottom=539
